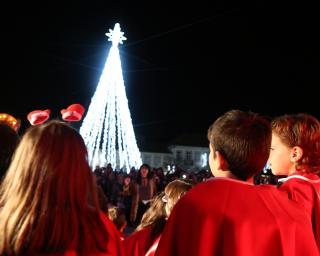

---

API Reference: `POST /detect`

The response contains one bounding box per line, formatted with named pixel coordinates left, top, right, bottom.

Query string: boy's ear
left=215, top=151, right=228, bottom=171
left=290, top=146, right=303, bottom=163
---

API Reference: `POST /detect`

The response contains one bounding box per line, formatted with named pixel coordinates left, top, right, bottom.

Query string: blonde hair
left=0, top=120, right=108, bottom=255
left=164, top=179, right=193, bottom=215
left=108, top=207, right=127, bottom=232
left=136, top=180, right=192, bottom=240
left=136, top=191, right=167, bottom=232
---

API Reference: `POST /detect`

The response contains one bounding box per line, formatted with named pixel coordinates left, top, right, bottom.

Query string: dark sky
left=1, top=3, right=319, bottom=142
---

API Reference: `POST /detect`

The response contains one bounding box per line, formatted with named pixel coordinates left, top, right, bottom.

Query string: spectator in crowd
left=269, top=113, right=320, bottom=250
left=125, top=179, right=192, bottom=256
left=110, top=171, right=125, bottom=206
left=155, top=109, right=319, bottom=256
left=0, top=120, right=124, bottom=256
left=0, top=122, right=19, bottom=182
left=131, top=164, right=156, bottom=226
left=120, top=174, right=135, bottom=226
left=153, top=167, right=166, bottom=192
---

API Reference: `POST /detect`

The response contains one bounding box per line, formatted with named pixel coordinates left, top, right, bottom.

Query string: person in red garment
left=124, top=179, right=192, bottom=256
left=269, top=113, right=320, bottom=251
left=0, top=120, right=124, bottom=256
left=155, top=109, right=319, bottom=256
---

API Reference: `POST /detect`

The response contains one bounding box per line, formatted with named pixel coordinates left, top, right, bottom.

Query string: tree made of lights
left=80, top=23, right=142, bottom=171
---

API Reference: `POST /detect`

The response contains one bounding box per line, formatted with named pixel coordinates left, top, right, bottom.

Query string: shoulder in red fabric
left=278, top=173, right=320, bottom=251
left=124, top=226, right=154, bottom=256
left=155, top=178, right=319, bottom=256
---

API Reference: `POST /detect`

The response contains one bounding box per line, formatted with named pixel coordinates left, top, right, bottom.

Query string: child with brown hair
left=155, top=109, right=319, bottom=256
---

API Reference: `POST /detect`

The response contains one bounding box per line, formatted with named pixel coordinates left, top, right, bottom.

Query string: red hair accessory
left=27, top=109, right=51, bottom=126
left=61, top=104, right=85, bottom=122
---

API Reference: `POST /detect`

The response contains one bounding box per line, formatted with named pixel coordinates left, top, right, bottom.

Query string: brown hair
left=208, top=109, right=271, bottom=180
left=0, top=120, right=108, bottom=255
left=271, top=113, right=320, bottom=174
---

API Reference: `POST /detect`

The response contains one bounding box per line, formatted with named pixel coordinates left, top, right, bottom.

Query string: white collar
left=278, top=175, right=320, bottom=184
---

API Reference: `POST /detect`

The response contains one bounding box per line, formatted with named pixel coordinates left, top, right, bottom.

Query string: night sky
left=1, top=3, right=319, bottom=142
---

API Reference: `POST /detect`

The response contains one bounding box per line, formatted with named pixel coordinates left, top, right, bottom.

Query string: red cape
left=278, top=173, right=320, bottom=251
left=155, top=178, right=319, bottom=256
left=124, top=226, right=154, bottom=256
left=32, top=212, right=125, bottom=256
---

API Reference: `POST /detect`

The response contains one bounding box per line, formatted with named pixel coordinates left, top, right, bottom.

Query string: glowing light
left=263, top=163, right=270, bottom=173
left=0, top=113, right=20, bottom=132
left=201, top=153, right=208, bottom=168
left=80, top=23, right=142, bottom=172
left=105, top=23, right=127, bottom=46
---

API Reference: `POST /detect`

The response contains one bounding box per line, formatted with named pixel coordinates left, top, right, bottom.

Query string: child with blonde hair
left=124, top=179, right=192, bottom=256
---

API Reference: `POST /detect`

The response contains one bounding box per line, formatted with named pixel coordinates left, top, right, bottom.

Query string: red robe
left=32, top=212, right=125, bottom=256
left=124, top=226, right=154, bottom=256
left=278, top=173, right=320, bottom=251
left=155, top=178, right=319, bottom=256
left=145, top=235, right=161, bottom=256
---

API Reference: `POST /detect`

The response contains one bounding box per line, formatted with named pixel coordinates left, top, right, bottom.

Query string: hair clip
left=26, top=104, right=85, bottom=126
left=61, top=103, right=85, bottom=122
left=162, top=194, right=168, bottom=203
left=27, top=109, right=51, bottom=126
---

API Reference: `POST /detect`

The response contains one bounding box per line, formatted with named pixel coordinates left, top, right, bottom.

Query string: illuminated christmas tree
left=80, top=23, right=142, bottom=171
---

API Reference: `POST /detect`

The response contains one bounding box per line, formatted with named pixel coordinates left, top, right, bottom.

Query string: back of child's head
left=136, top=192, right=166, bottom=231
left=0, top=120, right=107, bottom=255
left=271, top=113, right=320, bottom=174
left=207, top=109, right=271, bottom=180
left=134, top=191, right=167, bottom=242
left=164, top=179, right=193, bottom=215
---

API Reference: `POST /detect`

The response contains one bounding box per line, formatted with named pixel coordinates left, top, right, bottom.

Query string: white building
left=140, top=133, right=210, bottom=172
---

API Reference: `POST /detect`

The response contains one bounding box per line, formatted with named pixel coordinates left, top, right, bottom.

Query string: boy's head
left=269, top=113, right=320, bottom=175
left=207, top=109, right=271, bottom=181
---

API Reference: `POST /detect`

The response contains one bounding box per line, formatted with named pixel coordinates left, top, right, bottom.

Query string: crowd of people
left=0, top=109, right=319, bottom=255
left=92, top=162, right=211, bottom=229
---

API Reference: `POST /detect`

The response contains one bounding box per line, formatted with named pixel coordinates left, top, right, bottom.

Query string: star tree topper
left=106, top=23, right=127, bottom=46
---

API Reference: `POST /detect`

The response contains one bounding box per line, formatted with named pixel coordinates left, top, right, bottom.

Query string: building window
left=143, top=155, right=152, bottom=165
left=186, top=151, right=192, bottom=160
left=153, top=155, right=161, bottom=167
left=176, top=151, right=182, bottom=161
left=195, top=151, right=201, bottom=161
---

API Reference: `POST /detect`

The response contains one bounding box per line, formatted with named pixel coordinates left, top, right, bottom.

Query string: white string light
left=80, top=23, right=142, bottom=171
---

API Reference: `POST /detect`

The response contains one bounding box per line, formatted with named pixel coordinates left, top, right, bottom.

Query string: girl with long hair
left=0, top=120, right=124, bottom=256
